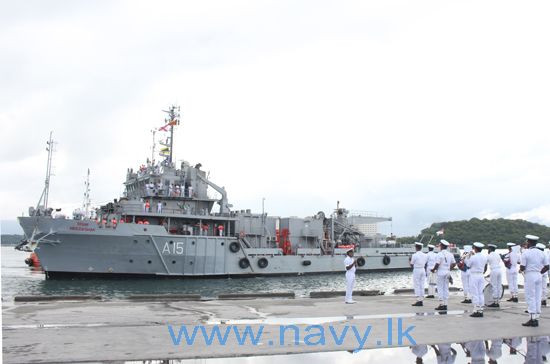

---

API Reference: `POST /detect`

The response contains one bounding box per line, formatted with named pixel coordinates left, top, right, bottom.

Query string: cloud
left=1, top=1, right=550, bottom=236
left=506, top=205, right=550, bottom=227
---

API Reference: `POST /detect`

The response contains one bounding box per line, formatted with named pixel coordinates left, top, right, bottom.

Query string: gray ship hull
left=19, top=216, right=413, bottom=278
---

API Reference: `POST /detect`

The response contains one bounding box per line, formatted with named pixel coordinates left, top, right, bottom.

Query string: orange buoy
left=25, top=252, right=41, bottom=268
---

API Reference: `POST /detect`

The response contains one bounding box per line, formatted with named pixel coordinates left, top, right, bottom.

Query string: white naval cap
left=506, top=242, right=516, bottom=247
left=414, top=242, right=423, bottom=247
left=427, top=244, right=435, bottom=249
left=536, top=243, right=546, bottom=249
left=440, top=239, right=450, bottom=246
left=487, top=244, right=497, bottom=248
left=526, top=234, right=540, bottom=241
left=473, top=242, right=485, bottom=248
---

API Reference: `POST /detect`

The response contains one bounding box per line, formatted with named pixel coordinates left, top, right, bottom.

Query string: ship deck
left=3, top=290, right=550, bottom=363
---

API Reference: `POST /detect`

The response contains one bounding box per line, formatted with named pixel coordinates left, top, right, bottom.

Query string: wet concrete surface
left=3, top=293, right=550, bottom=363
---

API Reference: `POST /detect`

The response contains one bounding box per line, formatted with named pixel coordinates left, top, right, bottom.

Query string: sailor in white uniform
left=464, top=340, right=485, bottom=364
left=487, top=338, right=503, bottom=364
left=520, top=235, right=549, bottom=327
left=410, top=344, right=428, bottom=364
left=344, top=247, right=356, bottom=304
left=486, top=243, right=503, bottom=308
left=504, top=242, right=521, bottom=302
left=426, top=244, right=437, bottom=298
left=465, top=242, right=488, bottom=317
left=431, top=239, right=456, bottom=311
left=431, top=343, right=457, bottom=364
left=543, top=243, right=550, bottom=306
left=459, top=245, right=472, bottom=304
left=410, top=242, right=428, bottom=306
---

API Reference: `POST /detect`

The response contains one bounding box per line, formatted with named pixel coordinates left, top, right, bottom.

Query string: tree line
left=397, top=218, right=550, bottom=248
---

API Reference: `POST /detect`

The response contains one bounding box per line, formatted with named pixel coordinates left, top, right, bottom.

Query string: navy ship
left=17, top=106, right=416, bottom=278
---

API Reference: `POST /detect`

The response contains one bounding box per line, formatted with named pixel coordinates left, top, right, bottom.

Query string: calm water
left=2, top=246, right=517, bottom=302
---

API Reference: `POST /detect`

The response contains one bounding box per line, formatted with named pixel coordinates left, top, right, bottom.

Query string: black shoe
left=525, top=310, right=529, bottom=313
left=470, top=312, right=483, bottom=318
left=461, top=299, right=472, bottom=304
left=542, top=300, right=547, bottom=306
left=507, top=297, right=515, bottom=302
left=426, top=295, right=435, bottom=299
left=411, top=301, right=423, bottom=306
left=487, top=303, right=500, bottom=308
left=522, top=319, right=539, bottom=327
left=513, top=297, right=519, bottom=303
left=435, top=305, right=447, bottom=311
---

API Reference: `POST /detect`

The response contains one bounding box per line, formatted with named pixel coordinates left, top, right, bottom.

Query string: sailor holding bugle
left=504, top=242, right=521, bottom=302
left=426, top=244, right=437, bottom=298
left=486, top=244, right=503, bottom=308
left=410, top=242, right=428, bottom=306
left=344, top=247, right=356, bottom=304
left=465, top=242, right=488, bottom=317
left=520, top=235, right=549, bottom=327
left=431, top=239, right=456, bottom=311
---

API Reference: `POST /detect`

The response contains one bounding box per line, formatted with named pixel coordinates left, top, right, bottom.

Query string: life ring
left=229, top=242, right=240, bottom=253
left=357, top=257, right=366, bottom=267
left=257, top=258, right=269, bottom=269
left=239, top=258, right=250, bottom=269
left=302, top=260, right=311, bottom=266
left=382, top=255, right=391, bottom=265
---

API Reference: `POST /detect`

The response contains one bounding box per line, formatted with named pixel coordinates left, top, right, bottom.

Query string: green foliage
left=397, top=218, right=550, bottom=248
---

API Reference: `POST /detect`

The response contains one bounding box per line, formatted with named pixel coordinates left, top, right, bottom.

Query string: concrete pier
left=3, top=293, right=550, bottom=363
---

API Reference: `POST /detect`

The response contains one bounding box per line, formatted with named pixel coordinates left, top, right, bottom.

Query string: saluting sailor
left=459, top=245, right=472, bottom=304
left=344, top=247, right=356, bottom=304
left=504, top=242, right=521, bottom=302
left=410, top=242, right=428, bottom=306
left=431, top=239, right=456, bottom=311
left=426, top=244, right=437, bottom=298
left=465, top=242, right=488, bottom=317
left=486, top=244, right=503, bottom=308
left=520, top=235, right=549, bottom=327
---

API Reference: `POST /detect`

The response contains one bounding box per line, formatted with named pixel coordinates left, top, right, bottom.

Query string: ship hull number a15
left=162, top=241, right=185, bottom=255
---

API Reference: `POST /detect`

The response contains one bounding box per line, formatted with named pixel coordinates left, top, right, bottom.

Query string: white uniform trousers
left=345, top=272, right=355, bottom=303
left=427, top=271, right=437, bottom=296
left=525, top=271, right=542, bottom=319
left=469, top=273, right=485, bottom=312
left=490, top=269, right=502, bottom=303
left=413, top=268, right=426, bottom=301
left=461, top=271, right=470, bottom=298
left=436, top=274, right=450, bottom=305
left=506, top=270, right=519, bottom=297
left=542, top=273, right=548, bottom=301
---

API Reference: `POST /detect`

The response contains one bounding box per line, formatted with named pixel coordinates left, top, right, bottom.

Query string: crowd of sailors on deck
left=404, top=235, right=549, bottom=328
left=142, top=182, right=194, bottom=198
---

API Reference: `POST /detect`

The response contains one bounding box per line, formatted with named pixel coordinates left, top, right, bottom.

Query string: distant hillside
left=398, top=218, right=550, bottom=248
left=1, top=234, right=23, bottom=245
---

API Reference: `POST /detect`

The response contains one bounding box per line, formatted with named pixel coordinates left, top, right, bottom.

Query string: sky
left=1, top=0, right=549, bottom=237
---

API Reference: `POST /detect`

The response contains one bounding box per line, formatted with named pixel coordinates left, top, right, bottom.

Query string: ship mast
left=162, top=105, right=180, bottom=164
left=35, top=132, right=55, bottom=213
left=83, top=168, right=91, bottom=218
